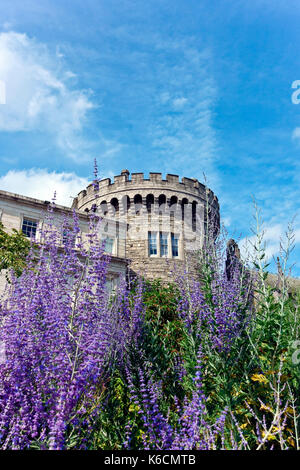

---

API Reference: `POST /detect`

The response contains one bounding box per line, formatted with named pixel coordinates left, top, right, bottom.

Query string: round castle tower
left=72, top=170, right=220, bottom=282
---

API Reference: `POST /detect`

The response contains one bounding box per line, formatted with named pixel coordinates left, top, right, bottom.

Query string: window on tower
left=148, top=232, right=180, bottom=258
left=102, top=236, right=114, bottom=254
left=160, top=232, right=168, bottom=257
left=148, top=231, right=157, bottom=256
left=171, top=233, right=179, bottom=257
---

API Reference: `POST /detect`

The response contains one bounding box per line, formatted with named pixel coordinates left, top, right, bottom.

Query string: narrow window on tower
left=171, top=233, right=179, bottom=258
left=192, top=201, right=197, bottom=232
left=102, top=236, right=114, bottom=254
left=160, top=232, right=168, bottom=257
left=105, top=236, right=114, bottom=254
left=148, top=231, right=157, bottom=256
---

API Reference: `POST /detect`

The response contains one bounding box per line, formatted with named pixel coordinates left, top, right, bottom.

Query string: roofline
left=0, top=189, right=129, bottom=228
left=0, top=189, right=88, bottom=219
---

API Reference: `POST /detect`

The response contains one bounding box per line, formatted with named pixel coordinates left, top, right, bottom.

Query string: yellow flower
left=258, top=355, right=268, bottom=362
left=271, top=426, right=281, bottom=433
left=262, top=431, right=276, bottom=441
left=286, top=407, right=294, bottom=415
left=266, top=370, right=277, bottom=376
left=251, top=373, right=268, bottom=384
left=287, top=437, right=295, bottom=448
left=240, top=423, right=248, bottom=429
left=260, top=403, right=274, bottom=413
left=129, top=403, right=140, bottom=413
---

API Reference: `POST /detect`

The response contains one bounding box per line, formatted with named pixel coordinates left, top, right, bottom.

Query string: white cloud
left=149, top=45, right=219, bottom=187
left=160, top=92, right=170, bottom=104
left=0, top=168, right=89, bottom=206
left=292, top=127, right=300, bottom=141
left=222, top=216, right=231, bottom=227
left=239, top=223, right=300, bottom=263
left=239, top=224, right=281, bottom=262
left=295, top=228, right=300, bottom=242
left=2, top=22, right=13, bottom=31
left=172, top=97, right=188, bottom=109
left=0, top=31, right=94, bottom=161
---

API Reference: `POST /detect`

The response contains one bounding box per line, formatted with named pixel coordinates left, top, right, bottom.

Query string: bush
left=0, top=204, right=298, bottom=450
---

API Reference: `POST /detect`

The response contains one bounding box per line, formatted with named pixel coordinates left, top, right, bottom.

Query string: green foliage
left=70, top=208, right=300, bottom=449
left=88, top=279, right=187, bottom=449
left=0, top=222, right=30, bottom=278
left=86, top=265, right=300, bottom=449
left=90, top=370, right=130, bottom=450
left=140, top=280, right=186, bottom=396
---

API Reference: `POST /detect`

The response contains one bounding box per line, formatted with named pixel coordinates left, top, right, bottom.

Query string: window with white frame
left=62, top=227, right=76, bottom=247
left=148, top=232, right=180, bottom=258
left=22, top=218, right=38, bottom=238
left=148, top=231, right=157, bottom=256
left=160, top=232, right=168, bottom=257
left=171, top=233, right=179, bottom=257
left=106, top=277, right=114, bottom=293
left=102, top=236, right=114, bottom=254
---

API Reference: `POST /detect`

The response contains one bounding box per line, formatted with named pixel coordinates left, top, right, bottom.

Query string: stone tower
left=72, top=170, right=220, bottom=282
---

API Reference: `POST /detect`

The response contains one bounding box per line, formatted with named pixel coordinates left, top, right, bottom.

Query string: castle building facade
left=72, top=170, right=220, bottom=282
left=0, top=189, right=127, bottom=295
left=0, top=170, right=220, bottom=289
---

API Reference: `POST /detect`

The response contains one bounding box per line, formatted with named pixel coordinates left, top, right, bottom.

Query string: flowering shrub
left=0, top=202, right=299, bottom=450
left=0, top=206, right=143, bottom=449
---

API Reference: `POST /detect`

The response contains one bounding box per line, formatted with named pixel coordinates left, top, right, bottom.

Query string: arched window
left=170, top=195, right=178, bottom=208
left=192, top=201, right=197, bottom=232
left=181, top=198, right=188, bottom=221
left=158, top=194, right=166, bottom=206
left=100, top=201, right=108, bottom=216
left=158, top=194, right=166, bottom=215
left=121, top=195, right=130, bottom=214
left=170, top=196, right=178, bottom=221
left=134, top=194, right=143, bottom=215
left=146, top=194, right=154, bottom=214
left=110, top=198, right=119, bottom=217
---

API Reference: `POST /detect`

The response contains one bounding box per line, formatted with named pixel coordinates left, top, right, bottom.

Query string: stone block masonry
left=72, top=170, right=220, bottom=283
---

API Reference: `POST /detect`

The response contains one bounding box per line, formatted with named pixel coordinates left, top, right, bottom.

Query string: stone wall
left=73, top=170, right=220, bottom=283
left=0, top=190, right=128, bottom=295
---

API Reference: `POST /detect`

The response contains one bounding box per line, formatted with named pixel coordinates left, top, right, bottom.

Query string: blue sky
left=0, top=0, right=299, bottom=275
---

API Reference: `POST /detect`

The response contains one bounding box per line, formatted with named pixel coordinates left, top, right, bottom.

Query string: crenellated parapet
left=72, top=169, right=219, bottom=213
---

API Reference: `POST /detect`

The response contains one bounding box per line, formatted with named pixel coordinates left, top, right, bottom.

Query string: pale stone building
left=72, top=170, right=220, bottom=282
left=0, top=170, right=220, bottom=288
left=0, top=189, right=127, bottom=295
